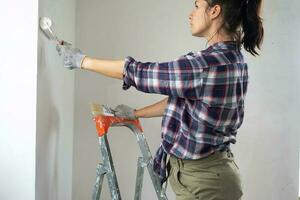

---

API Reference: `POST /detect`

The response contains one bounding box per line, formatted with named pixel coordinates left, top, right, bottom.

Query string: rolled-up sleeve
left=122, top=53, right=208, bottom=99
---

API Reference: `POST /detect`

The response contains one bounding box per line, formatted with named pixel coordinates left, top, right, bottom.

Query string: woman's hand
left=56, top=41, right=86, bottom=69
left=56, top=41, right=125, bottom=79
left=113, top=104, right=137, bottom=120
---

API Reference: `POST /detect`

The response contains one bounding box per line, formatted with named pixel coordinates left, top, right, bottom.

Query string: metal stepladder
left=90, top=103, right=168, bottom=200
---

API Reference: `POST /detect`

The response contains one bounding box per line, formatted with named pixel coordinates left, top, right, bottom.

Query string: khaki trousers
left=168, top=150, right=243, bottom=200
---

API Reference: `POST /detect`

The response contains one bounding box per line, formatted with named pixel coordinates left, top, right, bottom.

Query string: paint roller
left=39, top=17, right=65, bottom=45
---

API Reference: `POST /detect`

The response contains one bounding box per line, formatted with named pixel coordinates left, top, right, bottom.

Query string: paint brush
left=90, top=103, right=116, bottom=117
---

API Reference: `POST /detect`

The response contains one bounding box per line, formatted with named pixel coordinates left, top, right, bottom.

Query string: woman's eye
left=194, top=1, right=198, bottom=8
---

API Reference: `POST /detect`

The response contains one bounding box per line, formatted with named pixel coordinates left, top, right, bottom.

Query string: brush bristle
left=90, top=103, right=103, bottom=116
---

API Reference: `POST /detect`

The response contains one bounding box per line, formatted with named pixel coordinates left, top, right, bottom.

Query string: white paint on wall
left=0, top=0, right=38, bottom=199
left=36, top=0, right=76, bottom=200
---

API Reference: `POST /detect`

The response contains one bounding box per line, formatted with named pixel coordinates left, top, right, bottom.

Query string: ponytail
left=205, top=0, right=264, bottom=56
left=241, top=0, right=264, bottom=56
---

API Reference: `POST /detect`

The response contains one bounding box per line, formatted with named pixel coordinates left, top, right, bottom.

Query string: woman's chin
left=191, top=31, right=199, bottom=37
left=190, top=29, right=196, bottom=36
left=191, top=30, right=204, bottom=38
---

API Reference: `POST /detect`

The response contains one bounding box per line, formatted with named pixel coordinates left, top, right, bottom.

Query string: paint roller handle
left=55, top=40, right=72, bottom=56
left=59, top=40, right=72, bottom=46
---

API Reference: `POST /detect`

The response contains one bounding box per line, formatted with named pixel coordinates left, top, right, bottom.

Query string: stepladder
left=90, top=103, right=168, bottom=200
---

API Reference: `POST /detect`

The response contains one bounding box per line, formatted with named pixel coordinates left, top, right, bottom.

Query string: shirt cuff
left=122, top=56, right=136, bottom=90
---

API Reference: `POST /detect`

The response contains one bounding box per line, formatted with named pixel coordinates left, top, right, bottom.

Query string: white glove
left=113, top=104, right=137, bottom=120
left=56, top=41, right=86, bottom=69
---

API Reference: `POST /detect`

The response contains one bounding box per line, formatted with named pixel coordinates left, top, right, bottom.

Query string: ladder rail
left=93, top=135, right=122, bottom=200
left=92, top=163, right=105, bottom=200
left=134, top=157, right=145, bottom=200
left=91, top=104, right=168, bottom=200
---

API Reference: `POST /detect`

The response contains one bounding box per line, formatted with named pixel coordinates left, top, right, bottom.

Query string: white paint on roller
left=39, top=17, right=61, bottom=43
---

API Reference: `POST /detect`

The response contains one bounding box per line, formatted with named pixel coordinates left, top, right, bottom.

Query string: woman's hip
left=168, top=150, right=243, bottom=200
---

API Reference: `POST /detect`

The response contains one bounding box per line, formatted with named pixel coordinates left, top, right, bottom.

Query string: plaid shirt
left=122, top=41, right=248, bottom=184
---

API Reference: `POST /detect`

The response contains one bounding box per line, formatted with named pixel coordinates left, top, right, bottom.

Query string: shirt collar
left=190, top=41, right=240, bottom=55
left=203, top=41, right=239, bottom=52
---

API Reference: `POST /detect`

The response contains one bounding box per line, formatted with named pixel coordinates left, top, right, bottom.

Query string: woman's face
left=189, top=0, right=211, bottom=37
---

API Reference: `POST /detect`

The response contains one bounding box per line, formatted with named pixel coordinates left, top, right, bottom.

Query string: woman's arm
left=58, top=44, right=206, bottom=100
left=81, top=57, right=125, bottom=80
left=81, top=56, right=169, bottom=118
left=135, top=97, right=168, bottom=118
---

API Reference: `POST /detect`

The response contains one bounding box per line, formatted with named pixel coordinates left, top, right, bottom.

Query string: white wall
left=0, top=0, right=38, bottom=199
left=36, top=0, right=76, bottom=200
left=73, top=0, right=300, bottom=199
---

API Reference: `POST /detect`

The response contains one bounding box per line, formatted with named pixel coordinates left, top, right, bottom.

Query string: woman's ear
left=209, top=4, right=222, bottom=20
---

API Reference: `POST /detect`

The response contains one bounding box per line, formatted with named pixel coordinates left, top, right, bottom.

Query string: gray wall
left=73, top=0, right=300, bottom=199
left=235, top=0, right=300, bottom=200
left=233, top=2, right=300, bottom=199
left=36, top=0, right=76, bottom=199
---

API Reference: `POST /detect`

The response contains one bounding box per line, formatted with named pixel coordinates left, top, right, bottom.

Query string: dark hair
left=205, top=0, right=264, bottom=56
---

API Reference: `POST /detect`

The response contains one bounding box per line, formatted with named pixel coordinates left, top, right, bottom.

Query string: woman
left=56, top=0, right=264, bottom=199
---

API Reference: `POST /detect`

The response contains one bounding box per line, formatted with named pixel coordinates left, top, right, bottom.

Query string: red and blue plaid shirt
left=122, top=41, right=248, bottom=184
